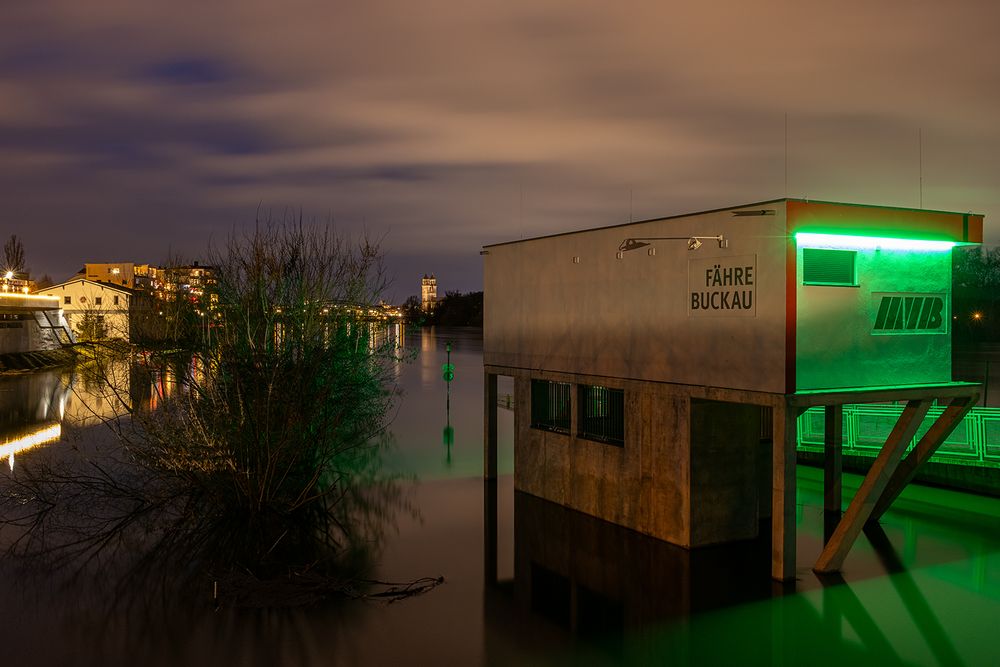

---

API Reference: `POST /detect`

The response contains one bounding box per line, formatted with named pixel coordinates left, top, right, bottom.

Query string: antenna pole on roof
left=784, top=112, right=788, bottom=198
left=919, top=127, right=923, bottom=209
left=630, top=188, right=633, bottom=223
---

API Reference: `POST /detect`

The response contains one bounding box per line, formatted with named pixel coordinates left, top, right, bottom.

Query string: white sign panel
left=688, top=254, right=757, bottom=317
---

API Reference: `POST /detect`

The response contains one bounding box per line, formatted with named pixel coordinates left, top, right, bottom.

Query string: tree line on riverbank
left=402, top=290, right=483, bottom=327
left=954, top=246, right=1000, bottom=348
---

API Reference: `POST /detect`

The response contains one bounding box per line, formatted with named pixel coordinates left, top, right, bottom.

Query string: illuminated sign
left=688, top=255, right=756, bottom=317
left=872, top=292, right=947, bottom=334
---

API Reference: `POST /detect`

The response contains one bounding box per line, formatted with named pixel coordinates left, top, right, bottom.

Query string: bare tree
left=3, top=234, right=24, bottom=273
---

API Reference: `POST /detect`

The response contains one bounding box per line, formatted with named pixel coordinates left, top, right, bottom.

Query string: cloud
left=0, top=0, right=998, bottom=298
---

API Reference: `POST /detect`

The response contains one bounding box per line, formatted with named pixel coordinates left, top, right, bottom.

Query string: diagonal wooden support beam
left=868, top=393, right=979, bottom=523
left=813, top=398, right=933, bottom=574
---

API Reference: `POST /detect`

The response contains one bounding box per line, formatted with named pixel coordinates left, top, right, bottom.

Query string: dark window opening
left=579, top=385, right=625, bottom=446
left=531, top=380, right=571, bottom=433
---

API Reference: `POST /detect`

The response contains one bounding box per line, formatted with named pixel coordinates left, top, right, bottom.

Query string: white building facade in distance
left=38, top=279, right=133, bottom=341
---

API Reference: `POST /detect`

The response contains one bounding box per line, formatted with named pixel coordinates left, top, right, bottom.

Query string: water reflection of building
left=499, top=491, right=771, bottom=632
left=0, top=357, right=181, bottom=469
left=484, top=484, right=983, bottom=663
left=0, top=370, right=68, bottom=469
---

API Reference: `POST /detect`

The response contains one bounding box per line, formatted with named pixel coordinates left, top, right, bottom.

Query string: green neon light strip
left=795, top=232, right=956, bottom=252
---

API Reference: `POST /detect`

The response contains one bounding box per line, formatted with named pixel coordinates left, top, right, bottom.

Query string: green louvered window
left=802, top=248, right=857, bottom=286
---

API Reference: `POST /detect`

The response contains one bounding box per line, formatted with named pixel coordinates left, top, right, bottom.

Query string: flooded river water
left=2, top=328, right=1000, bottom=665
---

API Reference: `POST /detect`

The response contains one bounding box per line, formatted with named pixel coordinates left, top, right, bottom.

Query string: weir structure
left=482, top=199, right=983, bottom=580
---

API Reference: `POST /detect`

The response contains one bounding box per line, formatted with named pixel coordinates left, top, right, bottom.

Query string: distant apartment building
left=77, top=261, right=216, bottom=305
left=82, top=262, right=159, bottom=291
left=421, top=274, right=438, bottom=312
left=156, top=262, right=216, bottom=304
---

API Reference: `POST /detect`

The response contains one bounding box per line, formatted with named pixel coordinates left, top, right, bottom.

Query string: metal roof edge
left=481, top=197, right=985, bottom=250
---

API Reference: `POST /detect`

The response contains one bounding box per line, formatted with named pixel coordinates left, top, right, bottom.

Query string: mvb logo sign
left=871, top=293, right=947, bottom=335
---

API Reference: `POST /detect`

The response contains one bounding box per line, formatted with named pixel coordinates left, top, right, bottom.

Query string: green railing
left=797, top=404, right=1000, bottom=468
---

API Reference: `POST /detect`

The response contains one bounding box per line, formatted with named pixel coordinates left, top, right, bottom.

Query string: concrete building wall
left=0, top=294, right=69, bottom=354
left=795, top=245, right=952, bottom=390
left=0, top=315, right=35, bottom=354
left=511, top=369, right=772, bottom=548
left=485, top=204, right=790, bottom=394
left=486, top=200, right=982, bottom=395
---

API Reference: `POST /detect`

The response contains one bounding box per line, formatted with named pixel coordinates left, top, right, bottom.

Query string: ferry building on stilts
left=481, top=198, right=983, bottom=581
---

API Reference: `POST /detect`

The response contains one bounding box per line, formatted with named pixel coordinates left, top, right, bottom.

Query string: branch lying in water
left=211, top=572, right=445, bottom=608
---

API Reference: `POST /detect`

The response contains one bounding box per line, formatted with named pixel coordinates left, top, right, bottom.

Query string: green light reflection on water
left=541, top=466, right=1000, bottom=666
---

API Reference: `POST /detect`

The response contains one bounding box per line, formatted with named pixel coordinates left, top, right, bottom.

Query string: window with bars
left=531, top=380, right=571, bottom=433
left=579, top=385, right=625, bottom=446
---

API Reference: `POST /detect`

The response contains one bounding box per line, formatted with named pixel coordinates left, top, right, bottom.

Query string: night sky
left=3, top=1, right=999, bottom=301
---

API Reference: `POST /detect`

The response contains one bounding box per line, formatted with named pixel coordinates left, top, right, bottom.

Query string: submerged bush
left=136, top=219, right=397, bottom=514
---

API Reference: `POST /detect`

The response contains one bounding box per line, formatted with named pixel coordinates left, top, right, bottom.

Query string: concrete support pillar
left=771, top=401, right=798, bottom=582
left=824, top=405, right=843, bottom=514
left=484, top=372, right=498, bottom=480
left=483, top=478, right=498, bottom=587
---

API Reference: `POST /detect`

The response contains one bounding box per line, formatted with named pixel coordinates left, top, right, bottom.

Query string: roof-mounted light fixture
left=617, top=235, right=727, bottom=258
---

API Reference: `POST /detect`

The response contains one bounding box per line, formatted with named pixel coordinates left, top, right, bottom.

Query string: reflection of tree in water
left=0, top=220, right=437, bottom=610
left=3, top=431, right=429, bottom=609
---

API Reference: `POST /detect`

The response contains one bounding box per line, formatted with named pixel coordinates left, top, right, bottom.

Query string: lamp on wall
left=617, top=235, right=727, bottom=258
